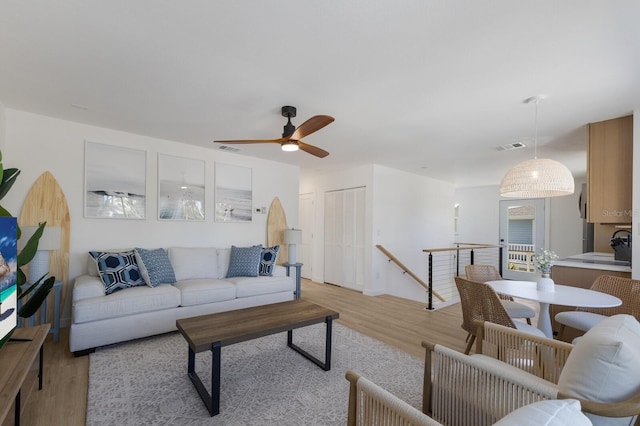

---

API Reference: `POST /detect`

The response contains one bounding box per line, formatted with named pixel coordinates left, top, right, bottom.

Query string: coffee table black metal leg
left=287, top=316, right=333, bottom=371
left=187, top=342, right=221, bottom=416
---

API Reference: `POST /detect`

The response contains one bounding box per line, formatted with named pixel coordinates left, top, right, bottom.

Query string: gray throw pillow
left=226, top=245, right=263, bottom=278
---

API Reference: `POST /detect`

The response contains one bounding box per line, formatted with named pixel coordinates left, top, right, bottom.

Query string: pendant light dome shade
left=500, top=157, right=575, bottom=198
left=500, top=95, right=575, bottom=198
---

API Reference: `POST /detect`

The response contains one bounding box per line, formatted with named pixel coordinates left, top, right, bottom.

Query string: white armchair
left=422, top=315, right=640, bottom=426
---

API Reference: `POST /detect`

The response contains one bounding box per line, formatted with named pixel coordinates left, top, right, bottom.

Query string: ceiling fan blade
left=298, top=141, right=330, bottom=158
left=214, top=138, right=286, bottom=144
left=291, top=115, right=334, bottom=140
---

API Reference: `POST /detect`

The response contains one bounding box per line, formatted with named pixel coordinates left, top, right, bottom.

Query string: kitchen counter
left=554, top=252, right=631, bottom=273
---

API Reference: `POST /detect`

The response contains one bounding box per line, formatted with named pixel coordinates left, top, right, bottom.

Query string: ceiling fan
left=214, top=106, right=334, bottom=158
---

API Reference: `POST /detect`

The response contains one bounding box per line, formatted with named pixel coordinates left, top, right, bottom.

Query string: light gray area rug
left=87, top=323, right=424, bottom=425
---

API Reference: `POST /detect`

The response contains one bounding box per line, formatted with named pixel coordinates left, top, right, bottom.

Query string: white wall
left=454, top=186, right=500, bottom=245
left=0, top=101, right=5, bottom=152
left=300, top=164, right=454, bottom=304
left=3, top=109, right=300, bottom=323
left=371, top=165, right=454, bottom=301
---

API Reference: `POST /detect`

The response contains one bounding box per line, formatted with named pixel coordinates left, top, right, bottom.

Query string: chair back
left=579, top=275, right=640, bottom=320
left=345, top=370, right=443, bottom=426
left=465, top=264, right=502, bottom=282
left=454, top=276, right=516, bottom=335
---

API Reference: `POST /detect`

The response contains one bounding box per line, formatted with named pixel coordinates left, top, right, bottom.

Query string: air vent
left=497, top=142, right=527, bottom=151
left=217, top=145, right=241, bottom=152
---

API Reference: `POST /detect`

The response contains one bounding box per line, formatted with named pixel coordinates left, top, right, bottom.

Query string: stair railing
left=423, top=243, right=502, bottom=310
left=376, top=245, right=446, bottom=307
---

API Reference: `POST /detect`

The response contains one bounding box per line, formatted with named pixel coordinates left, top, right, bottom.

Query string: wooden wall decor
left=266, top=196, right=288, bottom=266
left=18, top=171, right=70, bottom=327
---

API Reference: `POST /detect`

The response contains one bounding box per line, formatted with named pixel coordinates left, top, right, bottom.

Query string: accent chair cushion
left=226, top=245, right=262, bottom=278
left=558, top=314, right=640, bottom=425
left=259, top=245, right=280, bottom=276
left=494, top=399, right=592, bottom=425
left=134, top=247, right=176, bottom=287
left=89, top=250, right=145, bottom=295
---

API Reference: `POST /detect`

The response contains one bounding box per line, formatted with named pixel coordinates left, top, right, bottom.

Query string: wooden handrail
left=376, top=245, right=446, bottom=302
left=422, top=244, right=498, bottom=253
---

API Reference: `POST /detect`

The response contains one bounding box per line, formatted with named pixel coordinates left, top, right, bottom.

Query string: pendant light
left=500, top=96, right=575, bottom=198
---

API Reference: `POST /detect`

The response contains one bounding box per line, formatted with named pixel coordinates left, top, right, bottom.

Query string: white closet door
left=324, top=187, right=365, bottom=291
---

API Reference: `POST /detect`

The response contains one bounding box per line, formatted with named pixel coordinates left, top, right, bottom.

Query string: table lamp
left=18, top=226, right=61, bottom=283
left=283, top=228, right=302, bottom=264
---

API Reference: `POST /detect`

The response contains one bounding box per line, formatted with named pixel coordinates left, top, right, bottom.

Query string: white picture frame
left=215, top=163, right=252, bottom=222
left=84, top=141, right=147, bottom=219
left=158, top=154, right=205, bottom=221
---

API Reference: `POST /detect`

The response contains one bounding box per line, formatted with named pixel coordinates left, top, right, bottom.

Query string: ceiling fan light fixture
left=499, top=95, right=574, bottom=198
left=281, top=141, right=299, bottom=152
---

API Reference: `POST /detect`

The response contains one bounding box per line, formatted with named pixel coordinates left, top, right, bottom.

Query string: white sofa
left=70, top=247, right=295, bottom=355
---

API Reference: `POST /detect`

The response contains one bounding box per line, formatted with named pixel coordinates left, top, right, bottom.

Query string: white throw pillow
left=557, top=314, right=640, bottom=426
left=494, top=399, right=592, bottom=425
left=167, top=247, right=218, bottom=281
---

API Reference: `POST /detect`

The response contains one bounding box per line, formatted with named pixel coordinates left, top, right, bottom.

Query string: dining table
left=486, top=280, right=622, bottom=338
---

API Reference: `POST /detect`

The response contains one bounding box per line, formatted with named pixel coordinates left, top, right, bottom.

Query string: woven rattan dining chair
left=464, top=264, right=535, bottom=325
left=555, top=275, right=640, bottom=340
left=455, top=276, right=545, bottom=354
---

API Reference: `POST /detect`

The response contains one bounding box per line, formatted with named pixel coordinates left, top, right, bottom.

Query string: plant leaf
left=0, top=168, right=20, bottom=201
left=18, top=276, right=55, bottom=318
left=0, top=204, right=12, bottom=218
left=0, top=328, right=16, bottom=350
left=18, top=274, right=46, bottom=299
left=17, top=267, right=26, bottom=287
left=17, top=222, right=46, bottom=267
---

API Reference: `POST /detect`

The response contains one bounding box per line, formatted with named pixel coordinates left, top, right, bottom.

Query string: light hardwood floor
left=17, top=279, right=470, bottom=425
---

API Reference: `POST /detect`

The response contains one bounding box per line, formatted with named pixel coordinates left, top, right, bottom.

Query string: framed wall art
left=214, top=163, right=252, bottom=222
left=158, top=154, right=205, bottom=221
left=84, top=141, right=147, bottom=219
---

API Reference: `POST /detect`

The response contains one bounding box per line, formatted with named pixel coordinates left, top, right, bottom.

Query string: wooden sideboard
left=0, top=324, right=49, bottom=426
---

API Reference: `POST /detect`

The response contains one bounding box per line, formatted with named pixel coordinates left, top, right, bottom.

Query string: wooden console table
left=0, top=324, right=49, bottom=426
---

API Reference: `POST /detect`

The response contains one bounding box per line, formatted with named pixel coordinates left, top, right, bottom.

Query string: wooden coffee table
left=176, top=299, right=339, bottom=416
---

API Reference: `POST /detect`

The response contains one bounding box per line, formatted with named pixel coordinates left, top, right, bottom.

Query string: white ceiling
left=1, top=1, right=639, bottom=187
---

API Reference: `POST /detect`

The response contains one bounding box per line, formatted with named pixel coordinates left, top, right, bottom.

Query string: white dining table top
left=486, top=280, right=622, bottom=308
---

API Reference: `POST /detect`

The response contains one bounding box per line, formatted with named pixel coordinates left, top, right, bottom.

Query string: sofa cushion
left=73, top=284, right=181, bottom=324
left=89, top=250, right=145, bottom=295
left=217, top=248, right=231, bottom=279
left=168, top=247, right=218, bottom=281
left=558, top=314, right=640, bottom=425
left=226, top=245, right=262, bottom=278
left=494, top=399, right=592, bottom=425
left=227, top=275, right=294, bottom=298
left=173, top=279, right=237, bottom=306
left=259, top=245, right=280, bottom=276
left=134, top=247, right=176, bottom=287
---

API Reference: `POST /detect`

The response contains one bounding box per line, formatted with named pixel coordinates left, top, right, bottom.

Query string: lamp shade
left=283, top=228, right=302, bottom=244
left=500, top=158, right=575, bottom=198
left=18, top=226, right=62, bottom=251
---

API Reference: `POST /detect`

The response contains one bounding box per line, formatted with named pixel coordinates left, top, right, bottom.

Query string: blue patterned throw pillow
left=226, top=245, right=263, bottom=278
left=134, top=247, right=176, bottom=287
left=89, top=251, right=145, bottom=295
left=259, top=245, right=280, bottom=276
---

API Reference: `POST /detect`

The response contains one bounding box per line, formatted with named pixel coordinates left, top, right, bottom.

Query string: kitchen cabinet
left=587, top=115, right=633, bottom=223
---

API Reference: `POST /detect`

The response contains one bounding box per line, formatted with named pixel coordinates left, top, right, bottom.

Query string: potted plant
left=0, top=149, right=55, bottom=348
left=534, top=248, right=558, bottom=292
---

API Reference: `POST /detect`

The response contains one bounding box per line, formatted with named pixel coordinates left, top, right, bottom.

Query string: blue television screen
left=0, top=217, right=18, bottom=346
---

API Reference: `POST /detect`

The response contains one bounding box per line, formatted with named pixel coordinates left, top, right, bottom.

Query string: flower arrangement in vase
left=534, top=248, right=558, bottom=292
